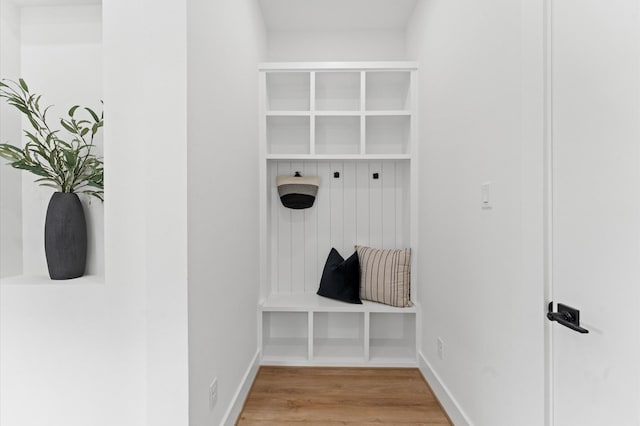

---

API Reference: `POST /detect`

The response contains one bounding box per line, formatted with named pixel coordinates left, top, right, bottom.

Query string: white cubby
left=315, top=72, right=360, bottom=111
left=259, top=62, right=418, bottom=366
left=365, top=71, right=411, bottom=111
left=267, top=116, right=310, bottom=155
left=266, top=72, right=310, bottom=111
left=370, top=312, right=416, bottom=362
left=313, top=312, right=365, bottom=361
left=262, top=311, right=309, bottom=362
left=365, top=115, right=410, bottom=155
left=315, top=116, right=360, bottom=155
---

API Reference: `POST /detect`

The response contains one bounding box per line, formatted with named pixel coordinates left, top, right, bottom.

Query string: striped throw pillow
left=356, top=246, right=411, bottom=307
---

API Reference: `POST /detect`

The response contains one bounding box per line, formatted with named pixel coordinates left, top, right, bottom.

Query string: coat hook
left=334, top=172, right=340, bottom=178
left=372, top=173, right=379, bottom=179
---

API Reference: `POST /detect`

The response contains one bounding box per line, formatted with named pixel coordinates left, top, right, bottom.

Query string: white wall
left=407, top=1, right=545, bottom=425
left=1, top=3, right=148, bottom=426
left=0, top=0, right=23, bottom=278
left=2, top=1, right=191, bottom=425
left=187, top=0, right=266, bottom=424
left=19, top=4, right=104, bottom=277
left=267, top=29, right=406, bottom=61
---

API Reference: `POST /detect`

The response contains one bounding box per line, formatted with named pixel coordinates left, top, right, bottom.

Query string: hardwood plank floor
left=237, top=367, right=452, bottom=425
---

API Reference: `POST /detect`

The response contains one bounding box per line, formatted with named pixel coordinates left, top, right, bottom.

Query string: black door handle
left=547, top=302, right=589, bottom=334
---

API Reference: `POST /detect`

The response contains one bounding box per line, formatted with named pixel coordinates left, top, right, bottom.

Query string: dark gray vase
left=45, top=192, right=87, bottom=280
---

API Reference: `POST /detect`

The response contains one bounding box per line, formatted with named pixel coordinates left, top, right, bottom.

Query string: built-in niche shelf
left=258, top=62, right=419, bottom=367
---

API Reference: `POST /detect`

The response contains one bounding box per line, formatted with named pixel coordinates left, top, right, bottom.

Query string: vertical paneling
left=277, top=161, right=292, bottom=293
left=396, top=162, right=408, bottom=248
left=315, top=161, right=332, bottom=286
left=290, top=161, right=306, bottom=292
left=343, top=162, right=357, bottom=254
left=304, top=162, right=319, bottom=293
left=330, top=162, right=344, bottom=253
left=269, top=160, right=409, bottom=295
left=381, top=161, right=396, bottom=248
left=356, top=162, right=371, bottom=247
left=369, top=161, right=383, bottom=248
left=269, top=162, right=279, bottom=293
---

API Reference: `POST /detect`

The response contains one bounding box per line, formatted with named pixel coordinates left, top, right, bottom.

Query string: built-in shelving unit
left=258, top=62, right=419, bottom=367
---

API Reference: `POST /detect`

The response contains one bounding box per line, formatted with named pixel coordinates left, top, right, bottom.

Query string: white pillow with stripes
left=355, top=246, right=411, bottom=308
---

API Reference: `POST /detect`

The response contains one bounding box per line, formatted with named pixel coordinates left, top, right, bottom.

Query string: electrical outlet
left=437, top=337, right=444, bottom=360
left=209, top=378, right=218, bottom=410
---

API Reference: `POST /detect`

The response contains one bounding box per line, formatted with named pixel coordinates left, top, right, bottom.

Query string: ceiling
left=258, top=0, right=419, bottom=31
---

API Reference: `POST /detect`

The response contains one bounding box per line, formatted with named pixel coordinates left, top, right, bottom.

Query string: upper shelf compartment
left=315, top=71, right=360, bottom=111
left=266, top=72, right=310, bottom=112
left=366, top=71, right=411, bottom=111
left=260, top=62, right=417, bottom=159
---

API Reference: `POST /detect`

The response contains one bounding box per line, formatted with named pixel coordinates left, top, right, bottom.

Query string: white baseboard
left=221, top=350, right=261, bottom=426
left=418, top=351, right=473, bottom=426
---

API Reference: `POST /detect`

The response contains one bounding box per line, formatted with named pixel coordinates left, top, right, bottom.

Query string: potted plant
left=0, top=79, right=104, bottom=280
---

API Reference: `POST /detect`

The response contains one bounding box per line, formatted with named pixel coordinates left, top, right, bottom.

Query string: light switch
left=481, top=182, right=492, bottom=209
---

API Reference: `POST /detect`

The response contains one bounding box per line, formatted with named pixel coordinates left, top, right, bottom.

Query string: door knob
left=547, top=302, right=589, bottom=334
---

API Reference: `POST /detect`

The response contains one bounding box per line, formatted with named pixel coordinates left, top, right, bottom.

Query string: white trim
left=221, top=350, right=261, bottom=426
left=418, top=351, right=473, bottom=426
left=265, top=154, right=411, bottom=161
left=543, top=0, right=555, bottom=425
left=259, top=61, right=418, bottom=71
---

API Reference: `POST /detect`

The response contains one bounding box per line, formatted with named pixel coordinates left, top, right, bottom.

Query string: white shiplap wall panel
left=269, top=160, right=409, bottom=296
left=382, top=161, right=397, bottom=249
left=277, top=161, right=292, bottom=293
left=315, top=162, right=332, bottom=293
left=369, top=161, right=383, bottom=248
left=356, top=162, right=371, bottom=247
left=330, top=162, right=344, bottom=254
left=303, top=162, right=319, bottom=293
left=290, top=161, right=306, bottom=291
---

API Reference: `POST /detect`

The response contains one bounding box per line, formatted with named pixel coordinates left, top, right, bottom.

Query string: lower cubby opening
left=262, top=311, right=308, bottom=361
left=313, top=312, right=365, bottom=361
left=369, top=312, right=416, bottom=362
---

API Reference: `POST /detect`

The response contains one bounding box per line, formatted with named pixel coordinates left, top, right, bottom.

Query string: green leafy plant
left=0, top=79, right=104, bottom=201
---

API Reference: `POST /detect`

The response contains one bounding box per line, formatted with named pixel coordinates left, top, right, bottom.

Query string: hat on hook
left=276, top=172, right=319, bottom=209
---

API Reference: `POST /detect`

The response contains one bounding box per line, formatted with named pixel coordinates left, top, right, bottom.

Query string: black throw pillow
left=317, top=248, right=362, bottom=304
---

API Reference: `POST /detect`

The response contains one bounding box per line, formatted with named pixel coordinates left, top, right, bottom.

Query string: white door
left=550, top=0, right=640, bottom=425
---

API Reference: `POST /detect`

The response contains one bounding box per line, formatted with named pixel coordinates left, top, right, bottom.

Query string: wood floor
left=237, top=367, right=452, bottom=425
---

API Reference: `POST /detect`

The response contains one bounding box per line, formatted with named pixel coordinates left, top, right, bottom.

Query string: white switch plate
left=209, top=378, right=218, bottom=410
left=481, top=182, right=492, bottom=209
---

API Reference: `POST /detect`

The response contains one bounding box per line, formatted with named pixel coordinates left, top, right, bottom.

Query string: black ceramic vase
left=44, top=192, right=87, bottom=280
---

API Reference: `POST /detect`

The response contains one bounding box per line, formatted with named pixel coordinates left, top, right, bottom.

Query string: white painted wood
left=313, top=312, right=365, bottom=361
left=259, top=61, right=419, bottom=71
left=266, top=154, right=412, bottom=160
left=266, top=116, right=310, bottom=154
left=315, top=116, right=360, bottom=155
left=267, top=160, right=409, bottom=295
left=276, top=162, right=292, bottom=293
left=259, top=63, right=419, bottom=367
left=315, top=71, right=360, bottom=111
left=369, top=161, right=383, bottom=248
left=381, top=161, right=397, bottom=248
left=265, top=71, right=309, bottom=111
left=366, top=115, right=410, bottom=154
left=260, top=293, right=417, bottom=313
left=365, top=71, right=411, bottom=110
left=303, top=162, right=319, bottom=293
